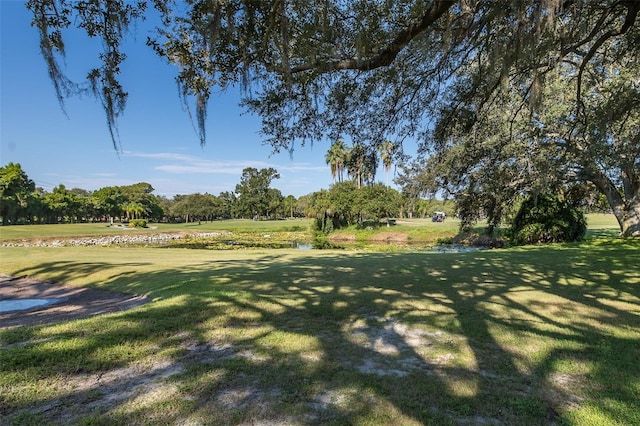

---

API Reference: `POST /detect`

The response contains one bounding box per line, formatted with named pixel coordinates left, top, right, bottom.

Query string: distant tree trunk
left=621, top=203, right=640, bottom=237
left=588, top=168, right=640, bottom=237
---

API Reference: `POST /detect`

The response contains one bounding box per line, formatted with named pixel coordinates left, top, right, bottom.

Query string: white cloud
left=84, top=150, right=336, bottom=197
left=123, top=150, right=327, bottom=175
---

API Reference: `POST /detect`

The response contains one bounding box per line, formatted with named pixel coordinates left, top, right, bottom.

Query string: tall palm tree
left=325, top=140, right=348, bottom=183
left=325, top=149, right=338, bottom=184
left=124, top=201, right=145, bottom=220
left=378, top=140, right=395, bottom=187
left=347, top=144, right=377, bottom=189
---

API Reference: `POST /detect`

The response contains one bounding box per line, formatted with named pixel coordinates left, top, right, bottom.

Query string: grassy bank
left=0, top=218, right=314, bottom=242
left=325, top=218, right=461, bottom=246
left=0, top=214, right=622, bottom=248
left=1, top=236, right=639, bottom=424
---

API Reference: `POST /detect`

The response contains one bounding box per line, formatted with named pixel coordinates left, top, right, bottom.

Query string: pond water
left=425, top=244, right=488, bottom=253
left=295, top=243, right=314, bottom=250
left=163, top=238, right=489, bottom=253
left=0, top=298, right=65, bottom=313
left=299, top=241, right=488, bottom=252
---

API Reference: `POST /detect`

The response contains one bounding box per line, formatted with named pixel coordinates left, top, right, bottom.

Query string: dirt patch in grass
left=328, top=233, right=356, bottom=242
left=0, top=275, right=150, bottom=329
left=368, top=232, right=409, bottom=243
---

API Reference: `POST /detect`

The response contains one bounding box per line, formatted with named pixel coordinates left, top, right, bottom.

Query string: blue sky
left=0, top=1, right=406, bottom=198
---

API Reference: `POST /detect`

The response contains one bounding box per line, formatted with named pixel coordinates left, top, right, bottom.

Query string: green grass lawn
left=0, top=218, right=314, bottom=241
left=327, top=217, right=462, bottom=245
left=1, top=234, right=639, bottom=424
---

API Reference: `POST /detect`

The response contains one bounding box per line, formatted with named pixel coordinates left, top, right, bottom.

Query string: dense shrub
left=128, top=219, right=148, bottom=228
left=509, top=193, right=586, bottom=245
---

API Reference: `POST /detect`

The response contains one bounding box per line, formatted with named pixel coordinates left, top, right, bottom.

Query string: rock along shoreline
left=0, top=232, right=228, bottom=248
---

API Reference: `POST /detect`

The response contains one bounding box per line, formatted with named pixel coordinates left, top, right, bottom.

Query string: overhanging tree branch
left=575, top=0, right=639, bottom=110
left=286, top=0, right=454, bottom=74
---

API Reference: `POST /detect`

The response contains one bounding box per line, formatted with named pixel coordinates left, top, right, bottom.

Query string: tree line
left=0, top=163, right=289, bottom=225
left=1, top=162, right=457, bottom=228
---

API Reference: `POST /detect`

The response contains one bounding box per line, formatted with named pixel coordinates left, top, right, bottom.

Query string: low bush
left=128, top=219, right=148, bottom=228
left=509, top=193, right=586, bottom=245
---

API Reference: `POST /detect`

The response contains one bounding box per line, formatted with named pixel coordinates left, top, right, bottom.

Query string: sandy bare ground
left=0, top=275, right=150, bottom=329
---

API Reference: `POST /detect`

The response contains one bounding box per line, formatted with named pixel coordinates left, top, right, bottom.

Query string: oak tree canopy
left=28, top=0, right=640, bottom=235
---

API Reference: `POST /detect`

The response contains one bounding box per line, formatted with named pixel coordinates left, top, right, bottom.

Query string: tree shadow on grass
left=1, top=240, right=639, bottom=424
